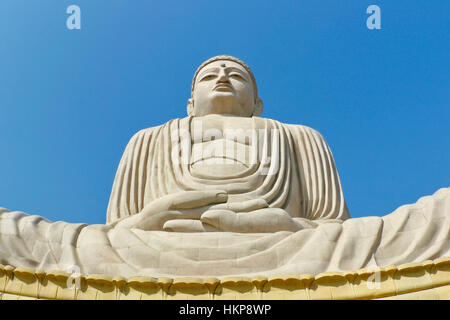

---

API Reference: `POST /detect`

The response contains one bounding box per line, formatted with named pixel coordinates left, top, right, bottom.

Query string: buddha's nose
left=217, top=69, right=230, bottom=83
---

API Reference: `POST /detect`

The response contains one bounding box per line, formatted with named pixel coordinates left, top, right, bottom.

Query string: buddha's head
left=188, top=55, right=263, bottom=117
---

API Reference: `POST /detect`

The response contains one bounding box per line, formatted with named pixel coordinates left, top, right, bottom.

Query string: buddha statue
left=107, top=55, right=350, bottom=233
left=0, top=55, right=448, bottom=279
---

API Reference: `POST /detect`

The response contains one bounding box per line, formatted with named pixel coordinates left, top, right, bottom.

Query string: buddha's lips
left=213, top=83, right=233, bottom=91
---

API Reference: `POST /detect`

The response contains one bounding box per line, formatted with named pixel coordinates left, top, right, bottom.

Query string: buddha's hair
left=191, top=55, right=258, bottom=100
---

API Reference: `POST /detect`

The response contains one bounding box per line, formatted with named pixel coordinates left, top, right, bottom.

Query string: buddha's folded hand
left=161, top=199, right=271, bottom=232
left=199, top=208, right=316, bottom=233
left=163, top=206, right=320, bottom=233
left=111, top=190, right=228, bottom=230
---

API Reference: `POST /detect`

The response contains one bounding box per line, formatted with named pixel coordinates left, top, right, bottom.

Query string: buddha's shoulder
left=132, top=125, right=162, bottom=137
left=129, top=118, right=186, bottom=139
left=266, top=118, right=325, bottom=138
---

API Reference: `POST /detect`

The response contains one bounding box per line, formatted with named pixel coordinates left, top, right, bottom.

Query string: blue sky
left=0, top=1, right=448, bottom=224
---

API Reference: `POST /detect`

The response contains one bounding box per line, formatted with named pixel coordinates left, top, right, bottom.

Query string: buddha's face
left=189, top=60, right=262, bottom=117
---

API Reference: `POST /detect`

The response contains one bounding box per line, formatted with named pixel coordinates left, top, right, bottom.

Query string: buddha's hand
left=112, top=190, right=228, bottom=231
left=161, top=199, right=271, bottom=232
left=199, top=208, right=318, bottom=233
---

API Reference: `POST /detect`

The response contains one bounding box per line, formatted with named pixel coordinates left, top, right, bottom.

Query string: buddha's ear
left=187, top=98, right=194, bottom=116
left=252, top=98, right=263, bottom=117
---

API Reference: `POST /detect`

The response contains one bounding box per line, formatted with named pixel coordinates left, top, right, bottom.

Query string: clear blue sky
left=0, top=1, right=448, bottom=224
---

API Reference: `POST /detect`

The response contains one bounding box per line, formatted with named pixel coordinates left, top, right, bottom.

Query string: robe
left=0, top=188, right=448, bottom=277
left=0, top=117, right=448, bottom=278
left=106, top=117, right=350, bottom=223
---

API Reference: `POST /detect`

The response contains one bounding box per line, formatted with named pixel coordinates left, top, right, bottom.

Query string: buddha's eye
left=229, top=73, right=245, bottom=81
left=200, top=74, right=216, bottom=81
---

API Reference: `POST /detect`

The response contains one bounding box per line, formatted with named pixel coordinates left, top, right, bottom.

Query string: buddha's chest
left=190, top=116, right=256, bottom=142
left=188, top=116, right=265, bottom=179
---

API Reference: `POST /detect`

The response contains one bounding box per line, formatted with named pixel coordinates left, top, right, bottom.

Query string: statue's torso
left=107, top=116, right=351, bottom=221
left=189, top=115, right=263, bottom=179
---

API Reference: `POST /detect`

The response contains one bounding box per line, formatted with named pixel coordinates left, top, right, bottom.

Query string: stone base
left=1, top=257, right=449, bottom=300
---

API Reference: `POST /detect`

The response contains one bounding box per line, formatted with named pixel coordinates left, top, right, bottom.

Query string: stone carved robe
left=107, top=117, right=350, bottom=223
left=0, top=188, right=448, bottom=277
left=0, top=118, right=448, bottom=278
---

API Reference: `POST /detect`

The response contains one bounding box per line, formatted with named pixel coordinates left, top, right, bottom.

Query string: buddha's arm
left=288, top=125, right=350, bottom=221
left=106, top=126, right=161, bottom=224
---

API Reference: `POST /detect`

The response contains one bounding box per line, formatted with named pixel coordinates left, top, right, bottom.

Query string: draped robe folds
left=106, top=117, right=350, bottom=223
left=0, top=117, right=448, bottom=278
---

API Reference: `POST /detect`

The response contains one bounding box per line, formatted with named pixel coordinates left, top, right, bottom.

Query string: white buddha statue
left=107, top=55, right=350, bottom=233
left=0, top=55, right=448, bottom=278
